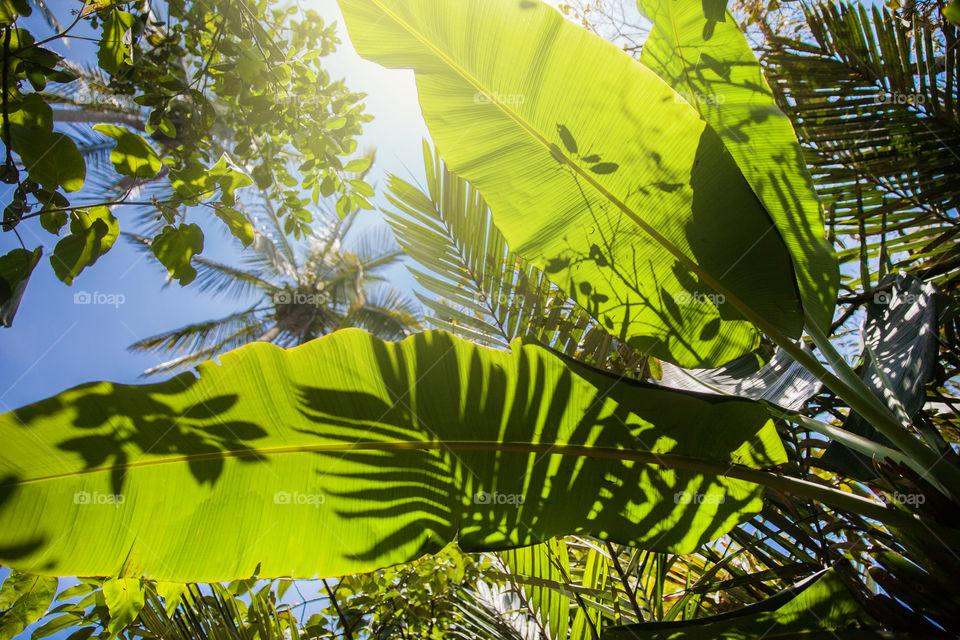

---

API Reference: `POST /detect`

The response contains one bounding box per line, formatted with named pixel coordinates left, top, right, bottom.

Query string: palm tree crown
left=128, top=204, right=421, bottom=376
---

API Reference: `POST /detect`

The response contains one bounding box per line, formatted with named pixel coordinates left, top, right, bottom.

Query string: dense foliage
left=2, top=0, right=960, bottom=638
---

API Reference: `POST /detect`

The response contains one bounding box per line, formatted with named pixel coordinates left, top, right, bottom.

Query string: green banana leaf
left=636, top=0, right=838, bottom=335
left=0, top=329, right=785, bottom=582
left=337, top=0, right=820, bottom=368
left=601, top=569, right=883, bottom=639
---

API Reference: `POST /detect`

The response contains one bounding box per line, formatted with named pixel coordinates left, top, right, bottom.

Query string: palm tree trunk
left=256, top=324, right=283, bottom=343
left=51, top=108, right=146, bottom=131
left=256, top=305, right=315, bottom=343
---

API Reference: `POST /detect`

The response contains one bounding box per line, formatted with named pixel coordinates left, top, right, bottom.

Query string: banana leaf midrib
left=2, top=437, right=914, bottom=530
left=4, top=441, right=778, bottom=487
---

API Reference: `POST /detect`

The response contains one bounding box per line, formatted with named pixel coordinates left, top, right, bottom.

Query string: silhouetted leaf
left=0, top=246, right=41, bottom=327
left=151, top=223, right=204, bottom=285
left=556, top=123, right=578, bottom=155
left=588, top=162, right=618, bottom=174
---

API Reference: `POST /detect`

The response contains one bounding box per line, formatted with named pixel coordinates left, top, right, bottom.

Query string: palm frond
left=128, top=304, right=265, bottom=364
left=124, top=212, right=285, bottom=300
left=384, top=141, right=648, bottom=375
left=763, top=2, right=960, bottom=293
left=337, top=285, right=423, bottom=340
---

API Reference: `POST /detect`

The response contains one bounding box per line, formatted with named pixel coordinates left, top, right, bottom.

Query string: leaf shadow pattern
left=545, top=122, right=801, bottom=366
left=292, top=331, right=783, bottom=564
left=0, top=330, right=784, bottom=580
left=10, top=373, right=267, bottom=495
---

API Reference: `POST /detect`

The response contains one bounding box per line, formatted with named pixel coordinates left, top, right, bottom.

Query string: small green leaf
left=348, top=179, right=374, bottom=198
left=209, top=155, right=253, bottom=205
left=0, top=0, right=31, bottom=26
left=98, top=10, right=136, bottom=75
left=335, top=194, right=352, bottom=219
left=319, top=174, right=336, bottom=197
left=39, top=210, right=68, bottom=235
left=10, top=126, right=85, bottom=192
left=151, top=223, right=204, bottom=285
left=213, top=206, right=255, bottom=247
left=556, top=123, right=578, bottom=154
left=0, top=246, right=41, bottom=327
left=9, top=93, right=52, bottom=131
left=102, top=578, right=144, bottom=639
left=93, top=124, right=162, bottom=179
left=344, top=157, right=372, bottom=173
left=154, top=582, right=186, bottom=615
left=49, top=207, right=118, bottom=285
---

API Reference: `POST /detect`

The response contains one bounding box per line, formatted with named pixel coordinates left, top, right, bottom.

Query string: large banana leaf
left=0, top=329, right=786, bottom=582
left=338, top=0, right=820, bottom=368
left=636, top=0, right=838, bottom=335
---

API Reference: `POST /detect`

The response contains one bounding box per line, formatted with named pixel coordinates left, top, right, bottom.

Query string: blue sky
left=0, top=0, right=429, bottom=413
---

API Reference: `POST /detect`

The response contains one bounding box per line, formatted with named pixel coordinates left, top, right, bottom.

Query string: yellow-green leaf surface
left=102, top=578, right=144, bottom=638
left=338, top=0, right=806, bottom=368
left=637, top=0, right=838, bottom=334
left=0, top=329, right=785, bottom=582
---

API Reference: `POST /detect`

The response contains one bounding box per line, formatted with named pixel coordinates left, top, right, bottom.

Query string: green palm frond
left=384, top=141, right=648, bottom=375
left=136, top=582, right=294, bottom=640
left=763, top=2, right=960, bottom=292
left=129, top=304, right=265, bottom=356
left=246, top=198, right=300, bottom=275
left=124, top=232, right=275, bottom=300
left=338, top=285, right=423, bottom=340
